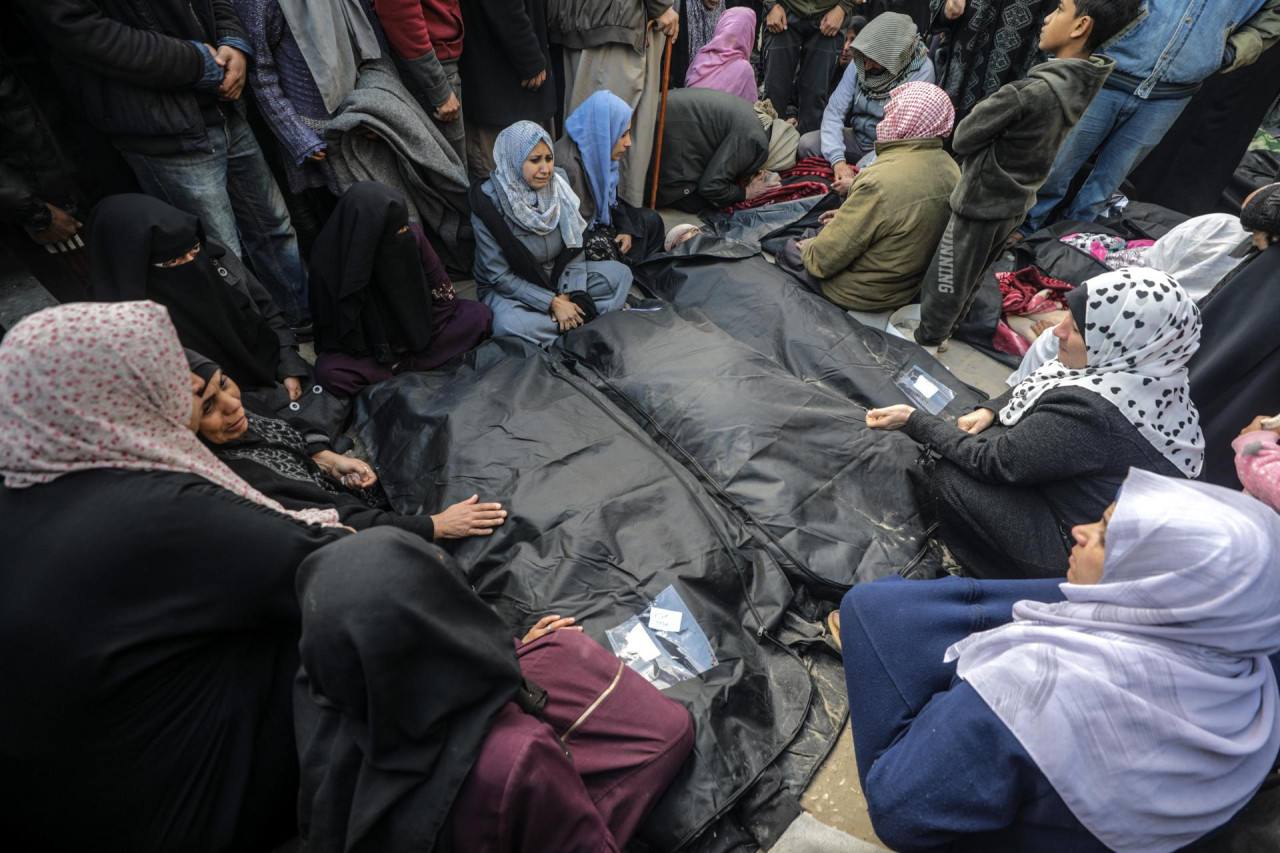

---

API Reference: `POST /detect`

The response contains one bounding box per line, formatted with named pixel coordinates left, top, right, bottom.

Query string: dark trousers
left=839, top=575, right=1066, bottom=784
left=932, top=460, right=1074, bottom=579
left=915, top=210, right=1022, bottom=346
left=762, top=9, right=842, bottom=134
left=622, top=205, right=666, bottom=264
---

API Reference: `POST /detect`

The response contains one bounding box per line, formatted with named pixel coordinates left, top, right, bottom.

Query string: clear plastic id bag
left=606, top=585, right=717, bottom=690
left=895, top=364, right=955, bottom=415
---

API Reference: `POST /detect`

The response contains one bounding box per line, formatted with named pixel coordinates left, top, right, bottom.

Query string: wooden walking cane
left=649, top=30, right=674, bottom=209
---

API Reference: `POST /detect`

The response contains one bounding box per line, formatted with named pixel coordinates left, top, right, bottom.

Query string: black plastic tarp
left=353, top=338, right=813, bottom=850
left=558, top=308, right=940, bottom=595
left=633, top=244, right=987, bottom=418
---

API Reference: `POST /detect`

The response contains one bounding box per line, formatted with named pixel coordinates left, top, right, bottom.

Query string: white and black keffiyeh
left=999, top=268, right=1205, bottom=478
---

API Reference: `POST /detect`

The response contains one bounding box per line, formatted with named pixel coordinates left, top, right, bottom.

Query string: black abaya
left=1127, top=50, right=1280, bottom=217
left=295, top=528, right=523, bottom=853
left=1189, top=246, right=1280, bottom=487
left=308, top=182, right=436, bottom=363
left=0, top=469, right=342, bottom=852
left=87, top=193, right=287, bottom=390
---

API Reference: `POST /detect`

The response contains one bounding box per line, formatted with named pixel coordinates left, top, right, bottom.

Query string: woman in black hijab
left=309, top=182, right=493, bottom=396
left=87, top=193, right=311, bottom=400
left=190, top=353, right=510, bottom=541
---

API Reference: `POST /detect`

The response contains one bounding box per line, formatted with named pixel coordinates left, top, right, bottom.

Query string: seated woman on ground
left=868, top=268, right=1203, bottom=579
left=0, top=302, right=694, bottom=853
left=838, top=468, right=1280, bottom=853
left=554, top=90, right=666, bottom=264
left=798, top=11, right=934, bottom=192
left=191, top=354, right=507, bottom=541
left=470, top=121, right=632, bottom=347
left=88, top=193, right=315, bottom=409
left=777, top=82, right=959, bottom=312
left=684, top=7, right=759, bottom=102
left=309, top=182, right=493, bottom=396
left=0, top=301, right=347, bottom=853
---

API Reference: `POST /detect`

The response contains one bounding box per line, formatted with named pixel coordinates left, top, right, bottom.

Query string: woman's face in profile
left=523, top=141, right=554, bottom=190
left=1068, top=502, right=1113, bottom=585
left=1053, top=311, right=1088, bottom=369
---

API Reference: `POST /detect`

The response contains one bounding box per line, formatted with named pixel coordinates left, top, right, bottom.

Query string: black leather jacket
left=19, top=0, right=249, bottom=155
left=0, top=50, right=78, bottom=227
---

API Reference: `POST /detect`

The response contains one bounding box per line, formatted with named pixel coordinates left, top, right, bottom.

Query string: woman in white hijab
left=837, top=467, right=1280, bottom=853
left=869, top=268, right=1204, bottom=579
left=469, top=120, right=633, bottom=347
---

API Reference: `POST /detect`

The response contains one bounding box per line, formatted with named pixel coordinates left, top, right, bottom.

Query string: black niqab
left=309, top=183, right=435, bottom=363
left=294, top=528, right=521, bottom=853
left=88, top=194, right=280, bottom=389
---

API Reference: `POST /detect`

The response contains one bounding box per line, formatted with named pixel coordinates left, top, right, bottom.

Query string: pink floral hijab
left=0, top=301, right=343, bottom=528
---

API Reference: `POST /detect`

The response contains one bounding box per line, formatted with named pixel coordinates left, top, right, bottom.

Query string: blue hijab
left=564, top=91, right=633, bottom=228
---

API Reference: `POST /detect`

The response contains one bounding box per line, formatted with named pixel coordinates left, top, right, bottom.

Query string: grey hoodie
left=949, top=55, right=1115, bottom=221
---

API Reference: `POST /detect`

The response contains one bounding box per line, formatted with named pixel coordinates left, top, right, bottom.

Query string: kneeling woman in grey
left=470, top=121, right=632, bottom=347
left=868, top=268, right=1203, bottom=578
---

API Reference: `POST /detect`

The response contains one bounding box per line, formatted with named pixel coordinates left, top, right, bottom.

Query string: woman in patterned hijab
left=0, top=300, right=342, bottom=528
left=867, top=268, right=1202, bottom=578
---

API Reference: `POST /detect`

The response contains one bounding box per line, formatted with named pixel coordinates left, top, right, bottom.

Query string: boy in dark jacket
left=914, top=0, right=1137, bottom=351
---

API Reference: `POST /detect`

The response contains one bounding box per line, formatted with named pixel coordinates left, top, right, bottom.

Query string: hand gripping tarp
left=353, top=338, right=812, bottom=850
left=558, top=308, right=940, bottom=595
left=632, top=243, right=987, bottom=418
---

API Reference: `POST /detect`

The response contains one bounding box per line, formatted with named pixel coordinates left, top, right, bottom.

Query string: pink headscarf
left=685, top=7, right=758, bottom=102
left=875, top=81, right=955, bottom=143
left=0, top=300, right=343, bottom=528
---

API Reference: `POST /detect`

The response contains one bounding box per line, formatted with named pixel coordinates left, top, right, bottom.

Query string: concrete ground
left=0, top=211, right=1014, bottom=853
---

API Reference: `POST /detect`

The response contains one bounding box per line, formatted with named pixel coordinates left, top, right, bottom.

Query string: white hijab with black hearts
left=999, top=268, right=1205, bottom=478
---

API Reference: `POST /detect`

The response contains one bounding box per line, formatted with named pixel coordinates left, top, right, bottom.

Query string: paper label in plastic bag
left=895, top=364, right=955, bottom=415
left=626, top=623, right=664, bottom=661
left=648, top=607, right=683, bottom=632
left=606, top=585, right=717, bottom=690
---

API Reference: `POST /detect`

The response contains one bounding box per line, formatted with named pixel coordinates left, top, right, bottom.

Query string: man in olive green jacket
left=790, top=81, right=960, bottom=312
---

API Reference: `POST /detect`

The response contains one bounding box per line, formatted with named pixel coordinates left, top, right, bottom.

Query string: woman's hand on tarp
left=957, top=408, right=996, bottom=435
left=520, top=615, right=584, bottom=644
left=283, top=376, right=304, bottom=401
left=614, top=233, right=633, bottom=255
left=432, top=494, right=507, bottom=539
left=867, top=404, right=915, bottom=430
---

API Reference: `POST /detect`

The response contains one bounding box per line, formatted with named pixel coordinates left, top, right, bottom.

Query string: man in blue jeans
left=1021, top=0, right=1280, bottom=237
left=23, top=0, right=313, bottom=329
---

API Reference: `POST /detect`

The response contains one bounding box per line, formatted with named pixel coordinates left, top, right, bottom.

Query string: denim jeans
left=1021, top=88, right=1192, bottom=234
left=120, top=111, right=311, bottom=325
left=762, top=9, right=842, bottom=134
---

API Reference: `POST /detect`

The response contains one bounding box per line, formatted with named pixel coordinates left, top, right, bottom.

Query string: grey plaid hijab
left=850, top=11, right=928, bottom=100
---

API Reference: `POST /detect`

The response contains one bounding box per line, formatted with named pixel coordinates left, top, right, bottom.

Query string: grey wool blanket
left=324, top=63, right=473, bottom=270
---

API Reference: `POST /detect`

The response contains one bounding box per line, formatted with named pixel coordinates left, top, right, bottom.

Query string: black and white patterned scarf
left=999, top=268, right=1205, bottom=477
left=216, top=412, right=380, bottom=505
